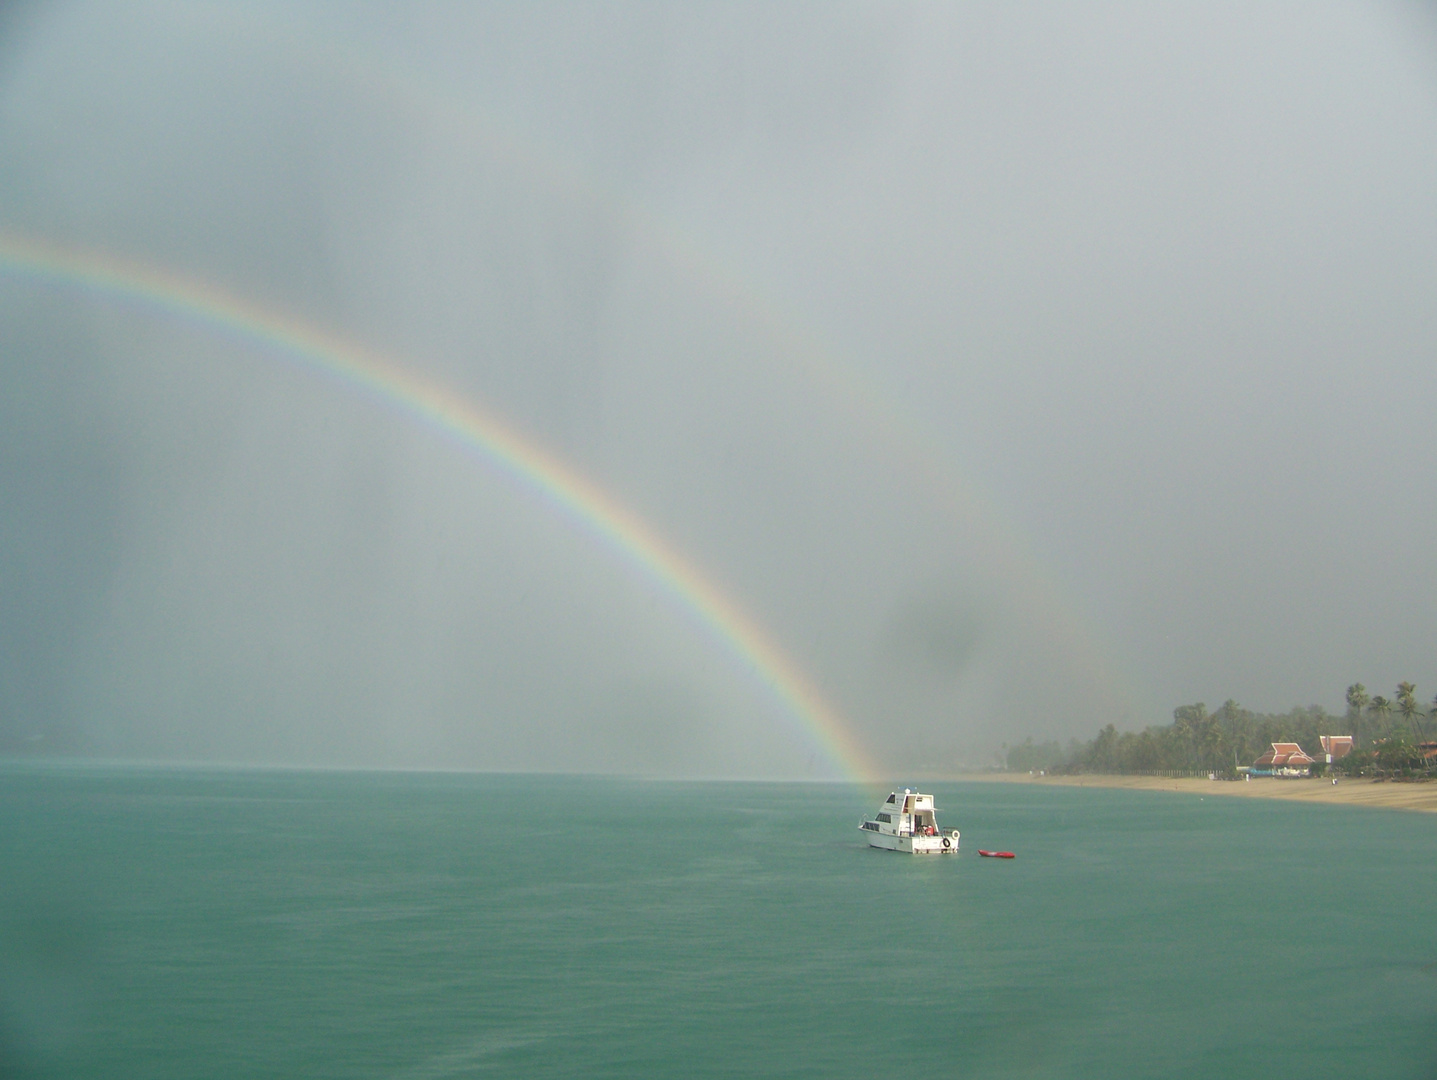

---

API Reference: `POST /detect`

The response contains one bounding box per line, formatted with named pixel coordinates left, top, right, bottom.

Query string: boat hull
left=865, top=831, right=960, bottom=855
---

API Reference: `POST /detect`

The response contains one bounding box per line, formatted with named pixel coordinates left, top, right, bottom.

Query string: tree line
left=1002, top=682, right=1435, bottom=777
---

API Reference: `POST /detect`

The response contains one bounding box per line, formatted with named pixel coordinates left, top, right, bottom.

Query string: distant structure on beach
left=1320, top=735, right=1354, bottom=764
left=1251, top=742, right=1316, bottom=777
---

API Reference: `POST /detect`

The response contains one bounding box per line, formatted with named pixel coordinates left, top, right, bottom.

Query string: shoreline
left=953, top=772, right=1437, bottom=813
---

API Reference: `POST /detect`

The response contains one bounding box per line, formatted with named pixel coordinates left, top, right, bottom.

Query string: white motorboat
left=858, top=788, right=960, bottom=854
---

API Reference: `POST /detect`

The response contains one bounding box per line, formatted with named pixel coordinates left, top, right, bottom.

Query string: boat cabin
left=875, top=790, right=939, bottom=836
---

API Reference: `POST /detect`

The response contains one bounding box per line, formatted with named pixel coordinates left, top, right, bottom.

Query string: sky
left=1, top=1, right=1435, bottom=778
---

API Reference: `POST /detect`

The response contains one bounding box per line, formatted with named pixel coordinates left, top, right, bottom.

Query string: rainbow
left=108, top=6, right=1141, bottom=727
left=0, top=233, right=880, bottom=784
left=255, top=12, right=1147, bottom=727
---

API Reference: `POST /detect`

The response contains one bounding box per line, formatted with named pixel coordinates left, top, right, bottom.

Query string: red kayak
left=978, top=849, right=1015, bottom=859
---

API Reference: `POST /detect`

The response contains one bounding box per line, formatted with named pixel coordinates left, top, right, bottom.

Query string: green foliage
left=1375, top=736, right=1425, bottom=773
left=1040, top=682, right=1434, bottom=777
left=1368, top=695, right=1392, bottom=736
left=1332, top=746, right=1373, bottom=776
left=1053, top=700, right=1344, bottom=775
left=1396, top=682, right=1422, bottom=741
left=1346, top=683, right=1370, bottom=743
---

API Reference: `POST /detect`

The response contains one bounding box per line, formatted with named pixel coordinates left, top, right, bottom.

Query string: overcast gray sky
left=2, top=1, right=1435, bottom=777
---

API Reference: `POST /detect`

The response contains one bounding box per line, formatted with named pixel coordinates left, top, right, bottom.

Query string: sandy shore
left=954, top=772, right=1437, bottom=814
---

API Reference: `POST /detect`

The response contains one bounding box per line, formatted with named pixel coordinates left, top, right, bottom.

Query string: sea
left=2, top=764, right=1435, bottom=1079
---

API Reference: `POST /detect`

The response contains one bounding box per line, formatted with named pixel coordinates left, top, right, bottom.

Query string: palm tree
left=1346, top=683, right=1369, bottom=744
left=1172, top=703, right=1208, bottom=768
left=1429, top=694, right=1437, bottom=773
left=1397, top=682, right=1423, bottom=743
left=1368, top=695, right=1392, bottom=738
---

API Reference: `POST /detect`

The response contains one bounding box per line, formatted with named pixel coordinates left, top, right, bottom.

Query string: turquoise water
left=2, top=766, right=1435, bottom=1078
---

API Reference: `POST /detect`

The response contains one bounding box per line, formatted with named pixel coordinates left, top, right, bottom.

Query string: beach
left=961, top=772, right=1437, bottom=813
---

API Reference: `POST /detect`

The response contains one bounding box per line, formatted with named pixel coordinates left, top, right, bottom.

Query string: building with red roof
left=1320, top=735, right=1354, bottom=764
left=1251, top=742, right=1316, bottom=777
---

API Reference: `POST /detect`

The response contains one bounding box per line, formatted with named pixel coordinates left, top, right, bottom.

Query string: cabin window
left=885, top=794, right=896, bottom=804
left=876, top=813, right=891, bottom=823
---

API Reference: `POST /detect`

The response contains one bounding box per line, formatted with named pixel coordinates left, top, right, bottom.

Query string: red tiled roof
left=1320, top=735, right=1354, bottom=760
left=1253, top=742, right=1315, bottom=767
